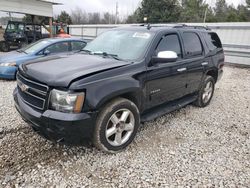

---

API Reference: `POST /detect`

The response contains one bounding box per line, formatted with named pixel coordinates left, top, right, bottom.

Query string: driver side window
left=156, top=34, right=182, bottom=58
left=45, top=42, right=70, bottom=54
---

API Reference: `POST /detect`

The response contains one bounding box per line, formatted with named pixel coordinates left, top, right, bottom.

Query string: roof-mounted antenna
left=143, top=16, right=151, bottom=30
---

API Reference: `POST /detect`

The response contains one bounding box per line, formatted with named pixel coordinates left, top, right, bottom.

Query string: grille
left=16, top=72, right=49, bottom=110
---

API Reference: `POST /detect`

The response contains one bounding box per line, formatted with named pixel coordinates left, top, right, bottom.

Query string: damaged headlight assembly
left=49, top=89, right=85, bottom=113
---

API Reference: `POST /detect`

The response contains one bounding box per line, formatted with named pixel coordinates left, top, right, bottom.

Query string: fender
left=85, top=76, right=142, bottom=111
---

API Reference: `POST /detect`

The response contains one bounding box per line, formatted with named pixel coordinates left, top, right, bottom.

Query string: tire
left=93, top=98, right=140, bottom=153
left=18, top=42, right=26, bottom=49
left=194, top=75, right=215, bottom=107
left=0, top=41, right=9, bottom=52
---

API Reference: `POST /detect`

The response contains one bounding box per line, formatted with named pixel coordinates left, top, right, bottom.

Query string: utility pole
left=115, top=2, right=118, bottom=24
left=8, top=12, right=12, bottom=21
left=203, top=7, right=208, bottom=23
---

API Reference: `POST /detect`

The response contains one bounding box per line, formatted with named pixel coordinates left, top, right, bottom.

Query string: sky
left=52, top=0, right=245, bottom=17
left=53, top=0, right=141, bottom=18
left=0, top=0, right=246, bottom=18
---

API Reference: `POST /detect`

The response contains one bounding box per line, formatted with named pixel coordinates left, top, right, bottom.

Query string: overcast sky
left=53, top=0, right=245, bottom=17
left=53, top=0, right=141, bottom=18
left=0, top=0, right=246, bottom=18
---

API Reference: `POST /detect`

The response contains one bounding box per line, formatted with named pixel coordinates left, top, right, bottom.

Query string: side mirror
left=44, top=50, right=51, bottom=56
left=151, top=51, right=178, bottom=65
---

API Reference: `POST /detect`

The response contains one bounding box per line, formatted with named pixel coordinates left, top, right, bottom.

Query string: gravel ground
left=0, top=66, right=249, bottom=187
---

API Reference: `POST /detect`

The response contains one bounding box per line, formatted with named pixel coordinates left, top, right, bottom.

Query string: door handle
left=177, top=68, right=187, bottom=72
left=202, top=62, right=208, bottom=66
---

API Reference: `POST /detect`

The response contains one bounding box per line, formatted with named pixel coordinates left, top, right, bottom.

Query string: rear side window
left=203, top=32, right=222, bottom=51
left=46, top=42, right=70, bottom=54
left=72, top=41, right=86, bottom=51
left=156, top=34, right=182, bottom=58
left=182, top=32, right=203, bottom=57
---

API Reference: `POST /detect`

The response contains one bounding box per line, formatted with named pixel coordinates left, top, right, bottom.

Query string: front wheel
left=0, top=41, right=10, bottom=52
left=93, top=98, right=140, bottom=153
left=194, top=75, right=215, bottom=107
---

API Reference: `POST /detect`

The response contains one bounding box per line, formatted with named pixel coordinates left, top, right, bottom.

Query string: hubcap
left=202, top=81, right=213, bottom=104
left=105, top=109, right=135, bottom=147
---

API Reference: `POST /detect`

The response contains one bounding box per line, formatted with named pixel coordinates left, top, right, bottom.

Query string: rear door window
left=71, top=41, right=86, bottom=51
left=46, top=42, right=70, bottom=54
left=182, top=32, right=203, bottom=57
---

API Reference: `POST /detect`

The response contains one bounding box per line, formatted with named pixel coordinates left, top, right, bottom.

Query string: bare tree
left=71, top=7, right=88, bottom=24
left=102, top=12, right=116, bottom=24
left=88, top=13, right=101, bottom=24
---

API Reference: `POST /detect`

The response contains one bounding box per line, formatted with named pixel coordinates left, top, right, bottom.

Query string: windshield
left=84, top=30, right=154, bottom=61
left=6, top=22, right=24, bottom=33
left=20, top=40, right=51, bottom=54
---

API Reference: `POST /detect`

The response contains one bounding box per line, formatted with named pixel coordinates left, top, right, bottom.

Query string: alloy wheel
left=202, top=81, right=213, bottom=104
left=105, top=109, right=135, bottom=147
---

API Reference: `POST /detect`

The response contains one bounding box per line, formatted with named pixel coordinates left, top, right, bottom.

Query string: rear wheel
left=93, top=98, right=140, bottom=153
left=194, top=75, right=215, bottom=107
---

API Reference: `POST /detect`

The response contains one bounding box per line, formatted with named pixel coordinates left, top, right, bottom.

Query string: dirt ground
left=0, top=66, right=249, bottom=187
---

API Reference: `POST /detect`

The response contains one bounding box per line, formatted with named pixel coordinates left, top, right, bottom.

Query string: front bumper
left=0, top=66, right=17, bottom=79
left=13, top=88, right=97, bottom=144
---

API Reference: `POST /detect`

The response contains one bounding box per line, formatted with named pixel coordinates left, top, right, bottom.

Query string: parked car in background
left=14, top=25, right=224, bottom=153
left=0, top=38, right=87, bottom=79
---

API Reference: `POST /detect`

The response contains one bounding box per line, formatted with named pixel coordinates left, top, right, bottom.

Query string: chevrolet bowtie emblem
left=20, top=83, right=29, bottom=92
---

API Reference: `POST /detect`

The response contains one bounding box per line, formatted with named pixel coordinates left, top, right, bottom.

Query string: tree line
left=55, top=7, right=121, bottom=25
left=127, top=0, right=250, bottom=23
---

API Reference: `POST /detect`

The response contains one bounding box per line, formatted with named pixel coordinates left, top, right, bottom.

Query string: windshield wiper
left=92, top=52, right=123, bottom=61
left=79, top=49, right=92, bottom=54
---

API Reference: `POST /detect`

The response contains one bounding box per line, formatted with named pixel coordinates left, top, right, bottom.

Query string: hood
left=20, top=54, right=131, bottom=87
left=0, top=51, right=29, bottom=63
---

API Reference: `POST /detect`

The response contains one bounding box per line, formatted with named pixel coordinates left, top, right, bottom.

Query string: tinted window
left=156, top=34, right=182, bottom=57
left=72, top=41, right=86, bottom=51
left=204, top=32, right=222, bottom=51
left=182, top=32, right=203, bottom=56
left=46, top=42, right=70, bottom=54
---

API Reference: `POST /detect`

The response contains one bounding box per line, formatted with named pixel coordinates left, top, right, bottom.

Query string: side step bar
left=141, top=95, right=197, bottom=123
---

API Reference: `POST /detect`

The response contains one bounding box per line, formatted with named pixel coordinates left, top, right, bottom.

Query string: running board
left=141, top=95, right=197, bottom=122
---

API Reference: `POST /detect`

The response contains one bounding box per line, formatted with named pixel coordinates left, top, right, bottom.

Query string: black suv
left=13, top=25, right=224, bottom=153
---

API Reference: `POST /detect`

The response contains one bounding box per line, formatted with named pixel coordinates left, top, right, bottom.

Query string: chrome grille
left=16, top=72, right=49, bottom=110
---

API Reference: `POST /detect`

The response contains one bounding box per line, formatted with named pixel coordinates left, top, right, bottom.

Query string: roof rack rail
left=135, top=23, right=211, bottom=30
left=173, top=24, right=211, bottom=30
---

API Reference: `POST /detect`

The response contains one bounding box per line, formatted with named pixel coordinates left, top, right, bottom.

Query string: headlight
left=16, top=34, right=22, bottom=38
left=49, top=89, right=85, bottom=113
left=0, top=62, right=16, bottom=67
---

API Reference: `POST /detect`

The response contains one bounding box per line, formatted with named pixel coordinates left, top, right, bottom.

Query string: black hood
left=20, top=54, right=130, bottom=87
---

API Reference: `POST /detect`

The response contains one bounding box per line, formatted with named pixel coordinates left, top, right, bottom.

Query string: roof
left=114, top=24, right=211, bottom=34
left=41, top=37, right=87, bottom=43
left=37, top=0, right=62, bottom=5
left=0, top=0, right=62, bottom=17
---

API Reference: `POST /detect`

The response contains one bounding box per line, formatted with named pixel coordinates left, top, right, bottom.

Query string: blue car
left=0, top=38, right=87, bottom=79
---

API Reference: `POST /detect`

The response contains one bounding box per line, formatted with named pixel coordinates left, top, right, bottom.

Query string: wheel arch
left=95, top=89, right=142, bottom=112
left=206, top=69, right=218, bottom=83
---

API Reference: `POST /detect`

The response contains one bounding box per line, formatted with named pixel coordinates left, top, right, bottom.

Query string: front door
left=145, top=33, right=188, bottom=109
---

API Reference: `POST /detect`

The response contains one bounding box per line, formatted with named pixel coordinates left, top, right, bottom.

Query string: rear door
left=180, top=31, right=205, bottom=94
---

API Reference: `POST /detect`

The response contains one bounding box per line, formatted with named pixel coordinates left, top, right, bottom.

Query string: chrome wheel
left=105, top=109, right=135, bottom=147
left=202, top=81, right=213, bottom=104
